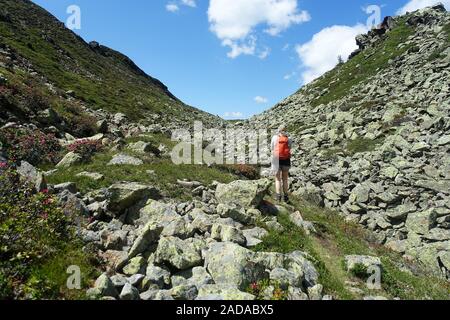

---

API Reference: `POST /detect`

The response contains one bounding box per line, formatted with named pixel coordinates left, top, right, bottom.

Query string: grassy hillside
left=0, top=0, right=216, bottom=123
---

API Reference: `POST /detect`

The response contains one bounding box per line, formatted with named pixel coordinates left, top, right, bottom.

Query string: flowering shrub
left=246, top=280, right=288, bottom=300
left=0, top=164, right=71, bottom=298
left=217, top=164, right=261, bottom=180
left=67, top=139, right=103, bottom=162
left=0, top=127, right=62, bottom=165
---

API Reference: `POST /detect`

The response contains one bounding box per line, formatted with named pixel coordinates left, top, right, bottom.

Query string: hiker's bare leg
left=282, top=169, right=289, bottom=195
left=275, top=170, right=282, bottom=195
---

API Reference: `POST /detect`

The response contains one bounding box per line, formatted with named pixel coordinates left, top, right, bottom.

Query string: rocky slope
left=249, top=5, right=450, bottom=280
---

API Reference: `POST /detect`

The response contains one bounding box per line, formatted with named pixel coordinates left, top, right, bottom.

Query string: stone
left=128, top=221, right=163, bottom=258
left=54, top=182, right=77, bottom=194
left=349, top=184, right=370, bottom=204
left=243, top=227, right=269, bottom=247
left=211, top=224, right=246, bottom=246
left=196, top=284, right=255, bottom=300
left=385, top=202, right=416, bottom=221
left=90, top=273, right=118, bottom=298
left=127, top=141, right=155, bottom=154
left=344, top=255, right=381, bottom=272
left=269, top=268, right=301, bottom=290
left=108, top=154, right=143, bottom=166
left=215, top=179, right=271, bottom=208
left=16, top=161, right=47, bottom=192
left=145, top=265, right=171, bottom=288
left=155, top=237, right=204, bottom=270
left=405, top=209, right=437, bottom=235
left=307, top=284, right=323, bottom=300
left=204, top=242, right=269, bottom=290
left=76, top=171, right=104, bottom=181
left=123, top=256, right=146, bottom=276
left=423, top=228, right=450, bottom=242
left=436, top=135, right=450, bottom=146
left=56, top=152, right=83, bottom=168
left=119, top=283, right=140, bottom=300
left=107, top=182, right=159, bottom=215
left=415, top=180, right=450, bottom=195
left=100, top=250, right=128, bottom=271
left=216, top=204, right=253, bottom=224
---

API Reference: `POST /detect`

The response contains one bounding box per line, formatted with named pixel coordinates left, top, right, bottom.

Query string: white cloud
left=166, top=3, right=179, bottom=12
left=223, top=112, right=244, bottom=119
left=283, top=71, right=296, bottom=80
left=208, top=0, right=311, bottom=58
left=181, top=0, right=197, bottom=7
left=397, top=0, right=450, bottom=15
left=258, top=47, right=271, bottom=59
left=296, top=24, right=368, bottom=84
left=282, top=43, right=290, bottom=51
left=254, top=96, right=269, bottom=104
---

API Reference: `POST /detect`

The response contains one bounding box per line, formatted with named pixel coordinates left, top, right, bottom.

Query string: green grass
left=45, top=149, right=241, bottom=200
left=307, top=18, right=414, bottom=107
left=253, top=194, right=450, bottom=300
left=24, top=244, right=99, bottom=300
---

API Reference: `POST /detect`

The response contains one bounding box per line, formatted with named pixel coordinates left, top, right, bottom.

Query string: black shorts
left=279, top=158, right=291, bottom=170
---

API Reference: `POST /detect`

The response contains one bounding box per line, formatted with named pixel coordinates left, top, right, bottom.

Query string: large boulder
left=56, top=151, right=82, bottom=168
left=203, top=242, right=269, bottom=290
left=108, top=154, right=143, bottom=166
left=128, top=221, right=163, bottom=259
left=16, top=161, right=47, bottom=192
left=215, top=179, right=271, bottom=208
left=155, top=237, right=204, bottom=270
left=107, top=182, right=159, bottom=215
left=87, top=273, right=118, bottom=298
left=344, top=255, right=382, bottom=272
left=196, top=284, right=255, bottom=300
left=405, top=209, right=437, bottom=235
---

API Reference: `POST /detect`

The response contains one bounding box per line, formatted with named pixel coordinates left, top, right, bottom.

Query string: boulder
left=76, top=171, right=104, bottom=181
left=155, top=237, right=204, bottom=270
left=56, top=152, right=82, bottom=168
left=211, top=224, right=246, bottom=246
left=203, top=242, right=269, bottom=290
left=405, top=209, right=437, bottom=235
left=16, top=161, right=47, bottom=192
left=88, top=273, right=118, bottom=298
left=107, top=182, right=159, bottom=215
left=196, top=284, right=255, bottom=300
left=108, top=154, right=143, bottom=166
left=119, top=283, right=140, bottom=300
left=344, top=255, right=382, bottom=272
left=215, top=179, right=271, bottom=208
left=128, top=221, right=163, bottom=258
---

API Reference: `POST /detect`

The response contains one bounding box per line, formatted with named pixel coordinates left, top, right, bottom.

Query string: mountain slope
left=0, top=0, right=221, bottom=128
left=250, top=5, right=450, bottom=280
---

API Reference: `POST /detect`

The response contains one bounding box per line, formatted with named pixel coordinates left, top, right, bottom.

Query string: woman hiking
left=271, top=124, right=293, bottom=203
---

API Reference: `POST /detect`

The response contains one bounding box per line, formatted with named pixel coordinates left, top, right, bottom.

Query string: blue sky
left=31, top=0, right=449, bottom=118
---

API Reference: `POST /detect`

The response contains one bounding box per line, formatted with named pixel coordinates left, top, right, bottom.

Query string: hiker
left=271, top=124, right=292, bottom=203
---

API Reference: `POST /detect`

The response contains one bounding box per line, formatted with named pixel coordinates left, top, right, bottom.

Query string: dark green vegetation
left=254, top=194, right=450, bottom=300
left=0, top=0, right=217, bottom=123
left=307, top=18, right=414, bottom=107
left=0, top=165, right=99, bottom=299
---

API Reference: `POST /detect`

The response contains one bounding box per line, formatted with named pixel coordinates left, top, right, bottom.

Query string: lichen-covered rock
left=344, top=255, right=382, bottom=272
left=405, top=209, right=437, bottom=235
left=196, top=284, right=255, bottom=300
left=203, top=242, right=269, bottom=290
left=155, top=237, right=204, bottom=270
left=107, top=182, right=159, bottom=215
left=128, top=221, right=163, bottom=258
left=56, top=152, right=83, bottom=168
left=108, top=154, right=143, bottom=166
left=215, top=179, right=271, bottom=208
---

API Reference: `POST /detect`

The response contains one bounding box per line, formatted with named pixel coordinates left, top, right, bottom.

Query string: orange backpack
left=275, top=134, right=291, bottom=160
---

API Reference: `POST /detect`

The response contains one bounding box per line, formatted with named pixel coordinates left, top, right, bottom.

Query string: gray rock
left=89, top=273, right=118, bottom=298
left=56, top=152, right=83, bottom=168
left=406, top=209, right=437, bottom=235
left=155, top=237, right=204, bottom=270
left=119, top=283, right=140, bottom=300
left=108, top=154, right=143, bottom=166
left=128, top=221, right=163, bottom=258
left=107, top=182, right=159, bottom=215
left=215, top=179, right=271, bottom=208
left=196, top=284, right=255, bottom=300
left=344, top=255, right=381, bottom=272
left=145, top=265, right=171, bottom=288
left=204, top=242, right=269, bottom=290
left=76, top=171, right=104, bottom=181
left=16, top=161, right=47, bottom=192
left=211, top=224, right=246, bottom=246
